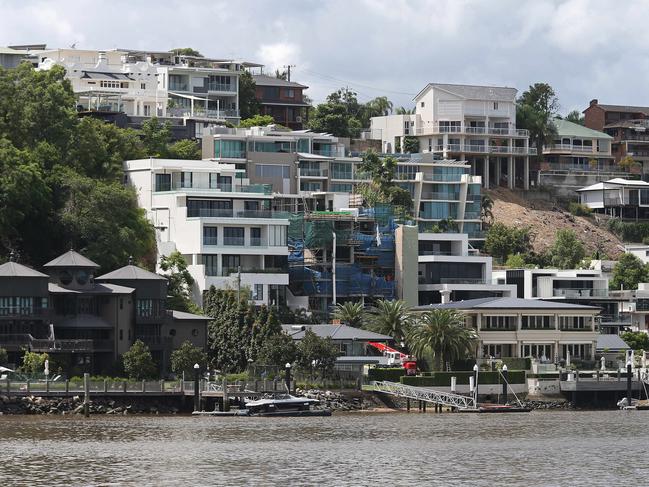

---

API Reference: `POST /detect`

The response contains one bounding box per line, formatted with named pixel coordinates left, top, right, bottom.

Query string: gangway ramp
left=370, top=381, right=476, bottom=411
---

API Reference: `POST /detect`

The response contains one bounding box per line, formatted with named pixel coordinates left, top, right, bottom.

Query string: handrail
left=371, top=380, right=475, bottom=410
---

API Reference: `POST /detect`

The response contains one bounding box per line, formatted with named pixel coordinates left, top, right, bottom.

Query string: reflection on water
left=1, top=411, right=648, bottom=486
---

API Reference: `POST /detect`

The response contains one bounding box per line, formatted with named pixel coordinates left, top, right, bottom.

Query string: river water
left=0, top=410, right=647, bottom=486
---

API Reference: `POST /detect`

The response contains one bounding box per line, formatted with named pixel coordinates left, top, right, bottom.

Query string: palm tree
left=395, top=106, right=415, bottom=115
left=407, top=309, right=477, bottom=371
left=481, top=194, right=494, bottom=224
left=332, top=301, right=365, bottom=328
left=365, top=299, right=413, bottom=345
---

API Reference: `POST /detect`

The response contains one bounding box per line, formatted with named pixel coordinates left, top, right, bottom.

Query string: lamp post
left=285, top=362, right=292, bottom=394
left=627, top=360, right=633, bottom=408
left=473, top=364, right=479, bottom=406
left=193, top=363, right=200, bottom=412
left=502, top=364, right=508, bottom=405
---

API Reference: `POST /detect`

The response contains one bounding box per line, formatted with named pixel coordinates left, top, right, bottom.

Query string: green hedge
left=367, top=367, right=404, bottom=382
left=502, top=358, right=531, bottom=370
left=400, top=371, right=526, bottom=387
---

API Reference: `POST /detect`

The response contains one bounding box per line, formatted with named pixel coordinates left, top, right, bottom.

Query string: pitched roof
left=596, top=334, right=630, bottom=351
left=252, top=74, right=307, bottom=89
left=552, top=118, right=612, bottom=139
left=171, top=310, right=210, bottom=321
left=97, top=265, right=167, bottom=281
left=44, top=250, right=99, bottom=268
left=415, top=297, right=598, bottom=311
left=577, top=178, right=649, bottom=192
left=281, top=324, right=393, bottom=341
left=416, top=83, right=517, bottom=102
left=590, top=103, right=649, bottom=115
left=48, top=282, right=134, bottom=295
left=0, top=261, right=48, bottom=278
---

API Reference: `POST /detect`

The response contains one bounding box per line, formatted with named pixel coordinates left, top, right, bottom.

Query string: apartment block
left=124, top=158, right=290, bottom=307
left=370, top=83, right=535, bottom=190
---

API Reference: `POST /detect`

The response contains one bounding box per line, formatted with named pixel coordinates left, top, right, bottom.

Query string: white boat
left=245, top=394, right=331, bottom=417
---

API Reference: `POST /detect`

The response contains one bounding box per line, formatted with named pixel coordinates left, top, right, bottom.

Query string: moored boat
left=245, top=394, right=332, bottom=417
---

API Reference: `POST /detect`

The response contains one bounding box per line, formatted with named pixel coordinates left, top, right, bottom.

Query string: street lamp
left=193, top=363, right=200, bottom=412
left=501, top=364, right=508, bottom=405
left=285, top=362, right=292, bottom=394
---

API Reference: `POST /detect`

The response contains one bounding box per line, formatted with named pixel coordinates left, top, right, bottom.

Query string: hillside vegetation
left=488, top=188, right=623, bottom=260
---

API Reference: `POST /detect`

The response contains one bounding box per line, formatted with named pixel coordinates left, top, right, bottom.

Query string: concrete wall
left=395, top=225, right=419, bottom=307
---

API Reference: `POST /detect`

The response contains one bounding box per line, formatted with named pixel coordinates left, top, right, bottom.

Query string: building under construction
left=288, top=204, right=397, bottom=317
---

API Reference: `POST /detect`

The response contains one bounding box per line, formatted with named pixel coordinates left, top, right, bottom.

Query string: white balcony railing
left=415, top=125, right=529, bottom=137
left=432, top=144, right=537, bottom=155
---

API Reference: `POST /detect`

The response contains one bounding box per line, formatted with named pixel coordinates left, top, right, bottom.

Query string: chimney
left=590, top=99, right=598, bottom=107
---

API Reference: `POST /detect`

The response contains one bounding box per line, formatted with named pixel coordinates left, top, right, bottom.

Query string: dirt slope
left=487, top=187, right=624, bottom=259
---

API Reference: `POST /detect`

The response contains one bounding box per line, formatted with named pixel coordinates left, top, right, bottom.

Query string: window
left=255, top=164, right=290, bottom=178
left=192, top=328, right=199, bottom=337
left=482, top=316, right=516, bottom=330
left=119, top=329, right=123, bottom=341
left=559, top=316, right=588, bottom=330
left=60, top=270, right=73, bottom=286
left=521, top=344, right=553, bottom=360
left=332, top=183, right=353, bottom=192
left=141, top=82, right=146, bottom=89
left=253, top=284, right=264, bottom=301
left=268, top=225, right=287, bottom=246
left=331, top=162, right=352, bottom=180
left=180, top=172, right=193, bottom=188
left=208, top=75, right=232, bottom=91
left=215, top=140, right=246, bottom=158
left=222, top=255, right=240, bottom=275
left=224, top=227, right=244, bottom=245
left=203, top=226, right=218, bottom=245
left=562, top=343, right=591, bottom=359
left=522, top=315, right=553, bottom=329
left=202, top=255, right=219, bottom=276
left=169, top=329, right=177, bottom=336
left=187, top=199, right=232, bottom=217
left=100, top=80, right=124, bottom=89
left=155, top=173, right=171, bottom=191
left=493, top=102, right=499, bottom=110
left=285, top=88, right=295, bottom=98
left=251, top=227, right=262, bottom=246
left=420, top=102, right=425, bottom=107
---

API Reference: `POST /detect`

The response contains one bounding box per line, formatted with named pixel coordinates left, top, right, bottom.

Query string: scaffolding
left=288, top=206, right=397, bottom=314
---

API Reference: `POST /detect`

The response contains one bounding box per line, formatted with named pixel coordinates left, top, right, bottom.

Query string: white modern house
left=492, top=268, right=609, bottom=300
left=577, top=178, right=649, bottom=219
left=415, top=297, right=600, bottom=361
left=370, top=83, right=535, bottom=190
left=35, top=48, right=252, bottom=124
left=124, top=158, right=290, bottom=307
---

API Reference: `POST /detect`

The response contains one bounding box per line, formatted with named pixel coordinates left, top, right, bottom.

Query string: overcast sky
left=2, top=0, right=649, bottom=113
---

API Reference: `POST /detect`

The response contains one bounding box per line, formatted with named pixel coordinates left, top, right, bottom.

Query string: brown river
left=0, top=411, right=647, bottom=486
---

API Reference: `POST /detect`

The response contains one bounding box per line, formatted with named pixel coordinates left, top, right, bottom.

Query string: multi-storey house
left=370, top=83, right=535, bottom=190
left=252, top=74, right=310, bottom=130
left=124, top=158, right=290, bottom=307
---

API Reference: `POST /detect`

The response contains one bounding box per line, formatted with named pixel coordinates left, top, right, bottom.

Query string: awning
left=168, top=91, right=209, bottom=102
left=81, top=71, right=134, bottom=81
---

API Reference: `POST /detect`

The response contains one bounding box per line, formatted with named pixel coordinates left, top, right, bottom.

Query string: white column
left=524, top=156, right=530, bottom=190
left=495, top=157, right=502, bottom=186
left=483, top=156, right=490, bottom=189
left=508, top=156, right=514, bottom=189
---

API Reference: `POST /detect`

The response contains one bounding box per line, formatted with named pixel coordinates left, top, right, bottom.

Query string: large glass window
left=331, top=183, right=353, bottom=192
left=331, top=162, right=352, bottom=180
left=180, top=172, right=192, bottom=188
left=222, top=255, right=240, bottom=275
left=252, top=284, right=264, bottom=301
left=202, top=255, right=219, bottom=276
left=187, top=199, right=233, bottom=217
left=253, top=141, right=294, bottom=153
left=208, top=75, right=233, bottom=92
left=223, top=227, right=244, bottom=246
left=155, top=173, right=171, bottom=192
left=255, top=164, right=290, bottom=178
left=482, top=315, right=517, bottom=330
left=215, top=140, right=246, bottom=159
left=250, top=227, right=262, bottom=246
left=522, top=315, right=553, bottom=329
left=203, top=226, right=218, bottom=245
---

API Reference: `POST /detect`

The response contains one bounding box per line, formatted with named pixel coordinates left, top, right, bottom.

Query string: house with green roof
left=537, top=118, right=631, bottom=196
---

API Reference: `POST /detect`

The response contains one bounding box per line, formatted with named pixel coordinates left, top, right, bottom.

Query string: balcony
left=415, top=125, right=529, bottom=137
left=432, top=144, right=536, bottom=155
left=30, top=339, right=110, bottom=353
left=552, top=288, right=608, bottom=298
left=299, top=168, right=329, bottom=178
left=155, top=182, right=272, bottom=195
left=0, top=307, right=49, bottom=319
left=221, top=267, right=287, bottom=277
left=224, top=236, right=245, bottom=246
left=208, top=83, right=236, bottom=93
left=539, top=162, right=626, bottom=174
left=311, top=147, right=346, bottom=157
left=420, top=192, right=461, bottom=200
left=188, top=209, right=289, bottom=219
left=544, top=143, right=599, bottom=154
left=439, top=278, right=486, bottom=284
left=167, top=107, right=240, bottom=119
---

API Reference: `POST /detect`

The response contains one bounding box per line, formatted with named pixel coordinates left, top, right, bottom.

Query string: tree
left=19, top=352, right=48, bottom=375
left=170, top=48, right=203, bottom=57
left=365, top=299, right=412, bottom=345
left=355, top=151, right=412, bottom=215
left=249, top=305, right=283, bottom=361
left=564, top=109, right=584, bottom=125
left=171, top=340, right=209, bottom=377
left=238, top=71, right=259, bottom=120
left=308, top=88, right=364, bottom=137
left=620, top=331, right=649, bottom=351
left=484, top=223, right=533, bottom=263
left=395, top=106, right=415, bottom=115
left=274, top=69, right=287, bottom=80
left=122, top=340, right=158, bottom=380
left=610, top=253, right=649, bottom=290
left=505, top=253, right=527, bottom=268
left=363, top=96, right=394, bottom=122
left=0, top=347, right=7, bottom=366
left=407, top=309, right=477, bottom=371
left=481, top=194, right=494, bottom=224
left=517, top=83, right=559, bottom=157
left=159, top=251, right=198, bottom=313
left=256, top=333, right=298, bottom=366
left=332, top=301, right=365, bottom=328
left=619, top=155, right=639, bottom=171
left=402, top=136, right=419, bottom=153
left=140, top=118, right=172, bottom=157
left=550, top=229, right=586, bottom=269
left=239, top=114, right=275, bottom=128
left=296, top=329, right=340, bottom=377
left=56, top=169, right=156, bottom=271
left=168, top=139, right=201, bottom=160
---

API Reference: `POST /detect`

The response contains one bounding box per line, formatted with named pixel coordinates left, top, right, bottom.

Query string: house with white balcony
left=124, top=158, right=289, bottom=307
left=395, top=227, right=517, bottom=307
left=415, top=297, right=599, bottom=361
left=577, top=178, right=649, bottom=219
left=370, top=83, right=534, bottom=190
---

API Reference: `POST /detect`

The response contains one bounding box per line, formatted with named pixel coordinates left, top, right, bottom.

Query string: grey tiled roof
left=418, top=83, right=517, bottom=101
left=97, top=265, right=167, bottom=281
left=252, top=74, right=307, bottom=89
left=0, top=261, right=48, bottom=278
left=44, top=250, right=99, bottom=268
left=171, top=310, right=210, bottom=321
left=281, top=324, right=393, bottom=341
left=596, top=334, right=630, bottom=351
left=416, top=297, right=598, bottom=311
left=48, top=282, right=134, bottom=295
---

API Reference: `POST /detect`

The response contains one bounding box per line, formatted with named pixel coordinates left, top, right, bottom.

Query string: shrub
left=367, top=367, right=404, bottom=382
left=400, top=371, right=526, bottom=386
left=569, top=202, right=592, bottom=217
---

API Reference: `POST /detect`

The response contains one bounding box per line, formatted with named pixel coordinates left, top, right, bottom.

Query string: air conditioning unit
left=296, top=116, right=302, bottom=123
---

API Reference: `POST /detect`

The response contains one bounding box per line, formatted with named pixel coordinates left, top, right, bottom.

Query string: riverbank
left=0, top=395, right=184, bottom=415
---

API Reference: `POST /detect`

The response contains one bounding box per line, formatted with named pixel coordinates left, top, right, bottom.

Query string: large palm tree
left=332, top=301, right=365, bottom=328
left=481, top=194, right=494, bottom=225
left=365, top=299, right=413, bottom=345
left=407, top=309, right=477, bottom=371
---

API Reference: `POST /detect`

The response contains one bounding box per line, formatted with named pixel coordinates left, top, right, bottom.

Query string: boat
left=245, top=394, right=332, bottom=417
left=478, top=404, right=532, bottom=413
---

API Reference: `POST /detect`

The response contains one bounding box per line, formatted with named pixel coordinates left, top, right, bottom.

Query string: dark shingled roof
left=0, top=261, right=48, bottom=278
left=97, top=265, right=167, bottom=281
left=44, top=250, right=99, bottom=269
left=171, top=310, right=210, bottom=321
left=281, top=324, right=392, bottom=341
left=414, top=297, right=599, bottom=311
left=252, top=74, right=307, bottom=89
left=591, top=104, right=649, bottom=114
